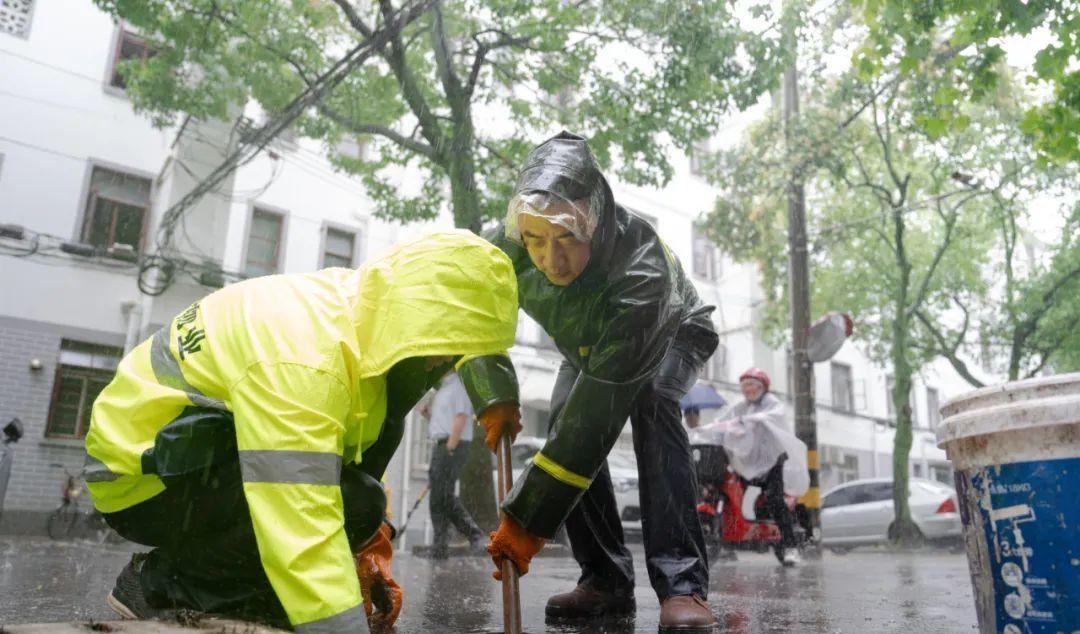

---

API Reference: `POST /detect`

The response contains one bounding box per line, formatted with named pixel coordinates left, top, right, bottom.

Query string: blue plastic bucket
left=938, top=373, right=1080, bottom=633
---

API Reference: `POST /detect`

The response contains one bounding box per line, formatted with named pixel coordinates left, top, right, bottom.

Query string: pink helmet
left=739, top=367, right=770, bottom=393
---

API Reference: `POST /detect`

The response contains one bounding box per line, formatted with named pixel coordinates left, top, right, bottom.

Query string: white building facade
left=1, top=0, right=982, bottom=534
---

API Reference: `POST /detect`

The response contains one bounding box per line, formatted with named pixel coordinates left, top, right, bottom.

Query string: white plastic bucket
left=938, top=373, right=1080, bottom=633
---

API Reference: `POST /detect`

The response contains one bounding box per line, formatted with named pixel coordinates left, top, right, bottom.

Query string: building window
left=334, top=136, right=370, bottom=162
left=692, top=224, right=720, bottom=281
left=0, top=0, right=34, bottom=38
left=689, top=138, right=712, bottom=177
left=109, top=28, right=156, bottom=90
left=885, top=375, right=918, bottom=426
left=831, top=362, right=854, bottom=412
left=82, top=166, right=152, bottom=252
left=46, top=340, right=122, bottom=439
left=926, top=387, right=940, bottom=429
left=321, top=226, right=357, bottom=269
left=275, top=126, right=299, bottom=151
left=702, top=344, right=727, bottom=383
left=885, top=375, right=895, bottom=419
left=930, top=463, right=952, bottom=485
left=244, top=208, right=285, bottom=277
left=821, top=446, right=860, bottom=484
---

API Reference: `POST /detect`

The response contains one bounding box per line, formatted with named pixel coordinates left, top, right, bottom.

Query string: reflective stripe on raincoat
left=85, top=230, right=518, bottom=629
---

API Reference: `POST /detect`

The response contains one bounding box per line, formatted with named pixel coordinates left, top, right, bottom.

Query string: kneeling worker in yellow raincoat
left=84, top=230, right=519, bottom=633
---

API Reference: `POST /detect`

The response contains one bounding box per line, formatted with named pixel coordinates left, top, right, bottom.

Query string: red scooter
left=691, top=444, right=808, bottom=565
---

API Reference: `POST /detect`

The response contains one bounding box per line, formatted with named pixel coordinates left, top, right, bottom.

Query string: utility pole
left=782, top=13, right=822, bottom=546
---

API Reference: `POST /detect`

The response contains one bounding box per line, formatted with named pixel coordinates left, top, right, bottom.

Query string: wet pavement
left=0, top=535, right=977, bottom=632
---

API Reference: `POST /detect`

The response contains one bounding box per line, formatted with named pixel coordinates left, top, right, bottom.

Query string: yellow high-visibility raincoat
left=85, top=230, right=518, bottom=631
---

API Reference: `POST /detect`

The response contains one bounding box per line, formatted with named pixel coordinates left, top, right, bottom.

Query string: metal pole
left=495, top=434, right=522, bottom=634
left=398, top=411, right=414, bottom=553
left=783, top=12, right=821, bottom=541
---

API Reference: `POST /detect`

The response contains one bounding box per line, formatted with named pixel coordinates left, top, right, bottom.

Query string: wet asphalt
left=0, top=535, right=977, bottom=633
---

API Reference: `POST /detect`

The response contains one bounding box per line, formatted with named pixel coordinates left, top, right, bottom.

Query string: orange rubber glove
left=487, top=515, right=544, bottom=580
left=478, top=402, right=523, bottom=452
left=354, top=523, right=402, bottom=631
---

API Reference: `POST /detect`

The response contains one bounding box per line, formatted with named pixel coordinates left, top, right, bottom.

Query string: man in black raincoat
left=473, top=131, right=720, bottom=631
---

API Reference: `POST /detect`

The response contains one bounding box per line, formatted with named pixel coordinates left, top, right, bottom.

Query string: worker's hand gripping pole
left=495, top=433, right=523, bottom=634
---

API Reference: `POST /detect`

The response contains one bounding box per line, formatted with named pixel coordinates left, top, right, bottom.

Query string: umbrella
left=680, top=382, right=727, bottom=412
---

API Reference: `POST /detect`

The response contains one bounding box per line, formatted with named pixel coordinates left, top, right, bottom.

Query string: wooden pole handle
left=495, top=433, right=522, bottom=634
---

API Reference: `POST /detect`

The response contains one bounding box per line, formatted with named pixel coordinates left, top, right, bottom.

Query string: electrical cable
left=0, top=134, right=85, bottom=162
left=0, top=224, right=245, bottom=293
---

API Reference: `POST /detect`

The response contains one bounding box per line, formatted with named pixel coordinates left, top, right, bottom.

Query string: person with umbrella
left=680, top=383, right=728, bottom=430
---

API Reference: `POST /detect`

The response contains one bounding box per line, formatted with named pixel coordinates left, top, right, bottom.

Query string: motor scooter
left=691, top=443, right=807, bottom=565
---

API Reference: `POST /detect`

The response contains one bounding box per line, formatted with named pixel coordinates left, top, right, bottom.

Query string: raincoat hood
left=509, top=131, right=619, bottom=280
left=351, top=229, right=519, bottom=378
left=517, top=131, right=602, bottom=201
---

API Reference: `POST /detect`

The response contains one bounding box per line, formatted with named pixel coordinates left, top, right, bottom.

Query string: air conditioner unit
left=107, top=243, right=138, bottom=262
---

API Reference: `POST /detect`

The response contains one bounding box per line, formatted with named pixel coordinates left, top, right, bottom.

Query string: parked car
left=821, top=477, right=962, bottom=552
left=607, top=447, right=641, bottom=536
left=501, top=436, right=641, bottom=536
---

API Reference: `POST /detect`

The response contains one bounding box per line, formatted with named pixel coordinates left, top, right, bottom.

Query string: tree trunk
left=459, top=422, right=499, bottom=531
left=889, top=329, right=920, bottom=545
left=446, top=104, right=484, bottom=233
left=889, top=205, right=919, bottom=546
left=446, top=118, right=498, bottom=528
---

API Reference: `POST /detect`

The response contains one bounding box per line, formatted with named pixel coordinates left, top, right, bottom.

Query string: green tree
left=96, top=0, right=788, bottom=528
left=705, top=66, right=1026, bottom=543
left=918, top=201, right=1080, bottom=385
left=851, top=0, right=1080, bottom=163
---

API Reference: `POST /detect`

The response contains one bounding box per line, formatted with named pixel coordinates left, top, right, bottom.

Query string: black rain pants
left=552, top=327, right=713, bottom=601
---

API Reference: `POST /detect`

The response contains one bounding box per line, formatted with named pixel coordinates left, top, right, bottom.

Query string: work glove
left=354, top=522, right=402, bottom=631
left=487, top=515, right=544, bottom=580
left=478, top=402, right=523, bottom=453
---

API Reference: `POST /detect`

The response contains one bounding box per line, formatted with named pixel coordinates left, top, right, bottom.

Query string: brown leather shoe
left=659, top=595, right=717, bottom=631
left=545, top=583, right=635, bottom=621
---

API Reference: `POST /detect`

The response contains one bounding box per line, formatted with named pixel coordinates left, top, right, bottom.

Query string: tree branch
left=430, top=3, right=463, bottom=106
left=330, top=0, right=375, bottom=38
left=848, top=147, right=897, bottom=207
left=477, top=137, right=516, bottom=169
left=319, top=105, right=436, bottom=159
left=1014, top=259, right=1080, bottom=344
left=870, top=93, right=907, bottom=198
left=374, top=0, right=447, bottom=161
left=906, top=199, right=962, bottom=318
left=915, top=309, right=985, bottom=388
left=1024, top=312, right=1080, bottom=378
left=464, top=29, right=536, bottom=96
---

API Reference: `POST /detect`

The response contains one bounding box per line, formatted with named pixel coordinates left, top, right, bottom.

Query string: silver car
left=821, top=477, right=962, bottom=552
left=607, top=448, right=641, bottom=536
left=502, top=436, right=641, bottom=536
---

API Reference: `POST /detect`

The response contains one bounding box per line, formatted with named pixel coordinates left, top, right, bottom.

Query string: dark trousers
left=759, top=459, right=797, bottom=548
left=428, top=439, right=482, bottom=546
left=553, top=330, right=712, bottom=601
left=103, top=461, right=386, bottom=620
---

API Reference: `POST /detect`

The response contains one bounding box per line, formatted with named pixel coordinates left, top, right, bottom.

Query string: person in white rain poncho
left=691, top=368, right=809, bottom=565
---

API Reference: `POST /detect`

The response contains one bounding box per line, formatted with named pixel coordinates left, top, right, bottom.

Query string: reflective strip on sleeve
left=149, top=327, right=226, bottom=410
left=455, top=351, right=510, bottom=370
left=532, top=452, right=591, bottom=490
left=239, top=450, right=342, bottom=486
left=294, top=604, right=366, bottom=633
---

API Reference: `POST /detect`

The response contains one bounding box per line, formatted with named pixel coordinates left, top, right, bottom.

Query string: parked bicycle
left=46, top=463, right=116, bottom=542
